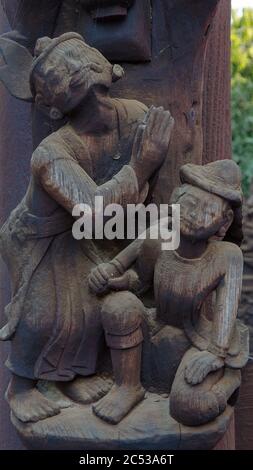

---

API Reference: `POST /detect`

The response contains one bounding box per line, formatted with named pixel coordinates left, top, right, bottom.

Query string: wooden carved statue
left=0, top=2, right=248, bottom=451
left=89, top=159, right=248, bottom=427
left=239, top=184, right=253, bottom=352
left=0, top=33, right=174, bottom=427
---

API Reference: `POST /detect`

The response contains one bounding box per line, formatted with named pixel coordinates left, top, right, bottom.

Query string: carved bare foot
left=6, top=375, right=60, bottom=423
left=61, top=374, right=113, bottom=405
left=185, top=351, right=224, bottom=385
left=37, top=380, right=73, bottom=408
left=92, top=384, right=145, bottom=424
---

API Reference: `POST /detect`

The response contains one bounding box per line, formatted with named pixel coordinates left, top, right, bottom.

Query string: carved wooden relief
left=0, top=0, right=248, bottom=451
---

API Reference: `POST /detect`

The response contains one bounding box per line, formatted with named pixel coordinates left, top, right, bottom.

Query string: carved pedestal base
left=12, top=393, right=234, bottom=451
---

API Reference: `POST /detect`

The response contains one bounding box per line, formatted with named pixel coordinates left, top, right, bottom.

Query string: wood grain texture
left=203, top=0, right=232, bottom=165
left=0, top=5, right=30, bottom=450
left=113, top=0, right=220, bottom=204
left=11, top=397, right=234, bottom=450
left=214, top=412, right=235, bottom=450
left=235, top=361, right=253, bottom=450
left=203, top=3, right=235, bottom=451
left=0, top=0, right=239, bottom=451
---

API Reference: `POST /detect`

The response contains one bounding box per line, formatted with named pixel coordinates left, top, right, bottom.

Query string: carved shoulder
left=212, top=241, right=243, bottom=271
left=30, top=132, right=70, bottom=179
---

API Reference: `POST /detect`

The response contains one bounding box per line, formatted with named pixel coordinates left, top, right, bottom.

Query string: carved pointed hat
left=179, top=159, right=243, bottom=245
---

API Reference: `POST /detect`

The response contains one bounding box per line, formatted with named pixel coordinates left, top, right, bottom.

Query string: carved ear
left=216, top=208, right=234, bottom=239
left=0, top=37, right=33, bottom=102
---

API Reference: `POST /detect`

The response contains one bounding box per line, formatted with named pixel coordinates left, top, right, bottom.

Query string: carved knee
left=169, top=348, right=228, bottom=426
left=101, top=291, right=145, bottom=349
left=170, top=386, right=224, bottom=426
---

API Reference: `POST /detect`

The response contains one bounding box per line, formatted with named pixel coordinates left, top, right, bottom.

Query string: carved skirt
left=4, top=229, right=114, bottom=381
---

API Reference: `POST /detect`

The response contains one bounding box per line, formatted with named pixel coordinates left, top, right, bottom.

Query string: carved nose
left=71, top=62, right=83, bottom=74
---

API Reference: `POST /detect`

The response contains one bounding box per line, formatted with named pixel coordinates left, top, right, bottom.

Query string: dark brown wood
left=235, top=361, right=253, bottom=450
left=203, top=3, right=235, bottom=451
left=0, top=0, right=243, bottom=451
left=113, top=0, right=221, bottom=203
left=236, top=187, right=253, bottom=450
left=203, top=0, right=232, bottom=165
left=0, top=4, right=30, bottom=451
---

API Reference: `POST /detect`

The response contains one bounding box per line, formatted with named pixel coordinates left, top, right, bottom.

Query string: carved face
left=33, top=39, right=113, bottom=114
left=178, top=185, right=230, bottom=241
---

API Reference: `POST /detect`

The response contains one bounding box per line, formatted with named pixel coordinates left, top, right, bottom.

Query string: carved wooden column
left=0, top=5, right=31, bottom=450
left=203, top=1, right=235, bottom=451
left=236, top=186, right=253, bottom=450
left=203, top=0, right=231, bottom=165
left=0, top=1, right=241, bottom=451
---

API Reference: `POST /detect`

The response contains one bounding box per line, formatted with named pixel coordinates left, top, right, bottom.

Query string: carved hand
left=130, top=106, right=174, bottom=190
left=88, top=262, right=123, bottom=295
left=184, top=350, right=224, bottom=386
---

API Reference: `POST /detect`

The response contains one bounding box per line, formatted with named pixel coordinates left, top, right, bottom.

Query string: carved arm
left=209, top=245, right=244, bottom=358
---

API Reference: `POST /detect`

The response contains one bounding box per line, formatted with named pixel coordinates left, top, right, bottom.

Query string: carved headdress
left=178, top=160, right=243, bottom=245
left=0, top=32, right=124, bottom=102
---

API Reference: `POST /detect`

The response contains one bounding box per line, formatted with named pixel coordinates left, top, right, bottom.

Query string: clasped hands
left=129, top=105, right=174, bottom=191
left=89, top=262, right=130, bottom=295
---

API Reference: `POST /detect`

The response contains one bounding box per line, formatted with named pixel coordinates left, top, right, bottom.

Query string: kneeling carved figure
left=90, top=159, right=249, bottom=426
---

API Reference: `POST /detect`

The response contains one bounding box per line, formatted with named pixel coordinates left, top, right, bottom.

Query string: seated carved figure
left=0, top=33, right=174, bottom=424
left=89, top=160, right=249, bottom=426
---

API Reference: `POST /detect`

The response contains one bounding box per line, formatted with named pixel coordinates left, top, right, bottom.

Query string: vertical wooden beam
left=0, top=5, right=30, bottom=450
left=235, top=361, right=253, bottom=450
left=203, top=2, right=235, bottom=450
left=203, top=0, right=232, bottom=164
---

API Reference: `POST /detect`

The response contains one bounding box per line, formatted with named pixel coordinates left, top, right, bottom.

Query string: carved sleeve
left=112, top=237, right=161, bottom=294
left=31, top=139, right=141, bottom=215
left=208, top=244, right=243, bottom=358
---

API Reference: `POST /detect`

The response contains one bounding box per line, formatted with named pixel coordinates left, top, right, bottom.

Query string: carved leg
left=170, top=347, right=242, bottom=427
left=5, top=374, right=60, bottom=423
left=93, top=292, right=146, bottom=424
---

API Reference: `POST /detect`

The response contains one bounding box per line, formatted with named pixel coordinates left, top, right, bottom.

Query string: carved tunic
left=154, top=241, right=244, bottom=359
left=0, top=98, right=147, bottom=381
left=133, top=239, right=248, bottom=368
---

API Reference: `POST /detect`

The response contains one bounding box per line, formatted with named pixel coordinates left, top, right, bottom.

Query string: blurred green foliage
left=232, top=8, right=253, bottom=196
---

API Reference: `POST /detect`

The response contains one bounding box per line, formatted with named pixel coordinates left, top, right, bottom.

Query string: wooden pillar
left=235, top=361, right=253, bottom=450
left=203, top=0, right=232, bottom=165
left=0, top=5, right=31, bottom=450
left=0, top=0, right=236, bottom=451
left=203, top=1, right=235, bottom=450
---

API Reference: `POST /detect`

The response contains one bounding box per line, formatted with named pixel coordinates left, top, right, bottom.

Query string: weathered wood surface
left=235, top=361, right=253, bottom=449
left=12, top=397, right=234, bottom=450
left=203, top=0, right=231, bottom=165
left=214, top=412, right=235, bottom=450
left=113, top=0, right=220, bottom=204
left=0, top=6, right=30, bottom=450
left=0, top=1, right=237, bottom=451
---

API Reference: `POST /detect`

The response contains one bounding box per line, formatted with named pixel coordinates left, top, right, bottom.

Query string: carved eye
left=70, top=70, right=85, bottom=88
